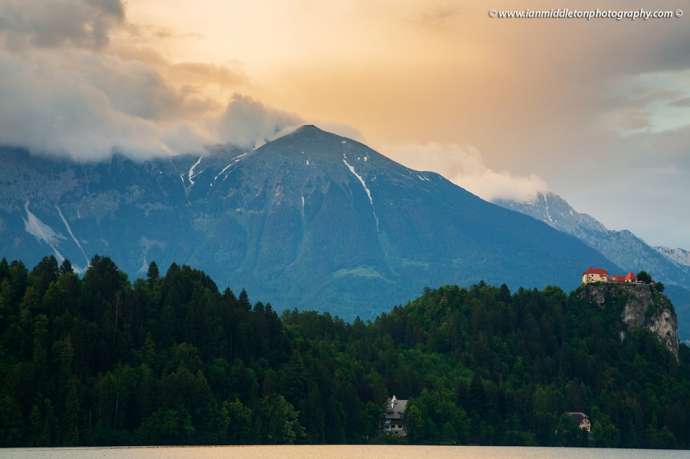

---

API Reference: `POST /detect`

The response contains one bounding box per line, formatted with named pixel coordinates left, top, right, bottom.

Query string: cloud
left=0, top=0, right=304, bottom=160
left=215, top=94, right=303, bottom=148
left=0, top=45, right=304, bottom=159
left=390, top=143, right=547, bottom=202
left=602, top=70, right=690, bottom=136
left=670, top=97, right=690, bottom=107
left=415, top=1, right=463, bottom=28
left=318, top=122, right=364, bottom=142
left=0, top=0, right=124, bottom=49
left=169, top=61, right=249, bottom=88
left=0, top=49, right=216, bottom=161
left=0, top=0, right=209, bottom=160
left=109, top=46, right=249, bottom=108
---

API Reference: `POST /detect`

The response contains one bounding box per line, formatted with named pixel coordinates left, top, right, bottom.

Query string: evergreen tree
left=147, top=262, right=160, bottom=281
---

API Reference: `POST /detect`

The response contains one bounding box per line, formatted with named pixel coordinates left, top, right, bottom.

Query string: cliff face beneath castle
left=579, top=283, right=679, bottom=357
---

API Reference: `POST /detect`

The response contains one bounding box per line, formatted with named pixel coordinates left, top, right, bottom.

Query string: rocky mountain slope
left=497, top=192, right=690, bottom=339
left=656, top=246, right=690, bottom=267
left=0, top=126, right=617, bottom=318
left=497, top=192, right=690, bottom=287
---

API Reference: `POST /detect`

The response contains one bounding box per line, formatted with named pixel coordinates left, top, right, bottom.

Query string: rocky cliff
left=579, top=283, right=679, bottom=357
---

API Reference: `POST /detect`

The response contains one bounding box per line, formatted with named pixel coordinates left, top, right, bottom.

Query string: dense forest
left=0, top=256, right=689, bottom=448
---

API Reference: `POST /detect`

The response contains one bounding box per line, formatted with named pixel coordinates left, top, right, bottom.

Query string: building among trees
left=382, top=396, right=408, bottom=437
left=564, top=412, right=592, bottom=433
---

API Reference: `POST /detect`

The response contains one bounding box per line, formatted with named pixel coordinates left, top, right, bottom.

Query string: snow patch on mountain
left=23, top=202, right=65, bottom=263
left=212, top=152, right=248, bottom=185
left=343, top=156, right=379, bottom=231
left=343, top=157, right=374, bottom=206
left=542, top=193, right=555, bottom=224
left=188, top=156, right=203, bottom=185
left=56, top=205, right=89, bottom=268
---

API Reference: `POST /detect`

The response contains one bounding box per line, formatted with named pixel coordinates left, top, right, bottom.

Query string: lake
left=0, top=446, right=687, bottom=459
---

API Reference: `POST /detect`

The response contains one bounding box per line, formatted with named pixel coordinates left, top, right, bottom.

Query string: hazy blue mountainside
left=0, top=126, right=617, bottom=318
left=497, top=192, right=690, bottom=339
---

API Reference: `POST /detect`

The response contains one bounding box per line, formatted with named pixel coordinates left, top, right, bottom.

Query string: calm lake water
left=0, top=446, right=688, bottom=459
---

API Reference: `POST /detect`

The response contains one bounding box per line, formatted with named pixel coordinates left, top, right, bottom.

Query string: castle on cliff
left=582, top=267, right=637, bottom=285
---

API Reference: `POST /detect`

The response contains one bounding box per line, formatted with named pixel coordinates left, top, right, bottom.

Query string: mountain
left=656, top=246, right=690, bottom=267
left=496, top=191, right=690, bottom=338
left=0, top=125, right=617, bottom=318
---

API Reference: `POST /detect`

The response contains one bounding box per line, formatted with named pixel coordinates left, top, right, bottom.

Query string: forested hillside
left=0, top=256, right=689, bottom=448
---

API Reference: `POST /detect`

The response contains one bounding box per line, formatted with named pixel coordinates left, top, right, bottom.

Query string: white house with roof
left=382, top=396, right=408, bottom=437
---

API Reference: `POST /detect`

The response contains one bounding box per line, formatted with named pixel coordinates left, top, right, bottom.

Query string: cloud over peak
left=390, top=143, right=548, bottom=203
left=216, top=94, right=303, bottom=149
left=0, top=0, right=305, bottom=160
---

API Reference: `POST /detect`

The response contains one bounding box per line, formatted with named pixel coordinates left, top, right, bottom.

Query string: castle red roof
left=583, top=267, right=608, bottom=275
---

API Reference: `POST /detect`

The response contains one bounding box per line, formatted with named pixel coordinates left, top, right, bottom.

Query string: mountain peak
left=267, top=124, right=348, bottom=149
left=294, top=124, right=323, bottom=133
left=287, top=124, right=335, bottom=139
left=257, top=123, right=381, bottom=167
left=497, top=191, right=608, bottom=234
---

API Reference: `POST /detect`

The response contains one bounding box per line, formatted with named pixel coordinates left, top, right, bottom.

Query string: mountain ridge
left=656, top=246, right=690, bottom=268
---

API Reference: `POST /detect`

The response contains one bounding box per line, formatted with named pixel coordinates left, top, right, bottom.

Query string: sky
left=0, top=0, right=689, bottom=248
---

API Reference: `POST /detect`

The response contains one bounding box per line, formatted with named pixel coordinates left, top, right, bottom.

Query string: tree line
left=0, top=256, right=688, bottom=448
